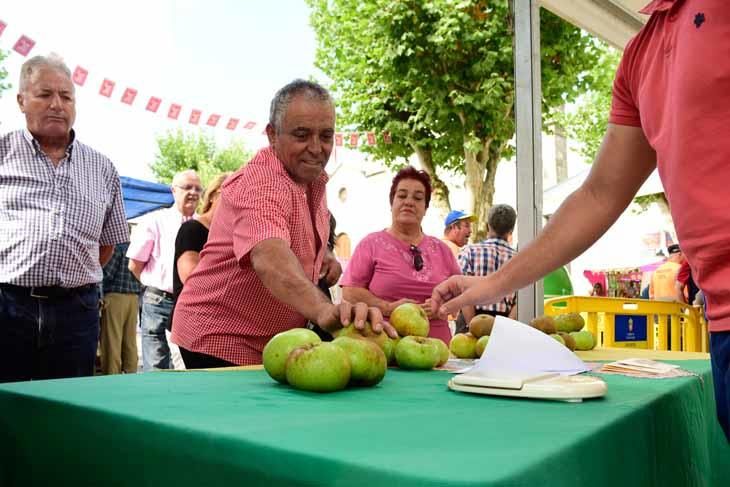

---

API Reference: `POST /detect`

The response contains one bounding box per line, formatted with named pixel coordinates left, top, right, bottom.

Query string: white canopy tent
left=541, top=0, right=648, bottom=49
left=542, top=168, right=664, bottom=216
left=512, top=0, right=649, bottom=321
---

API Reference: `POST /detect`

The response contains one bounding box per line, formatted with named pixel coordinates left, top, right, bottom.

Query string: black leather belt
left=0, top=283, right=97, bottom=299
left=145, top=286, right=174, bottom=300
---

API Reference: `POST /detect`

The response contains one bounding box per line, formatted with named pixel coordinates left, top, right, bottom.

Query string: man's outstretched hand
left=316, top=301, right=398, bottom=338
left=431, top=275, right=498, bottom=319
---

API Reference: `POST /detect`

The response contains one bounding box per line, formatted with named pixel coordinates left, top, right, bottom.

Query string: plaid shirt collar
left=22, top=128, right=76, bottom=160
left=481, top=236, right=511, bottom=246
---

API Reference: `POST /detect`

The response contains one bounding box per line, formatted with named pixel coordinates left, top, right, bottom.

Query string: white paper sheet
left=468, top=316, right=589, bottom=376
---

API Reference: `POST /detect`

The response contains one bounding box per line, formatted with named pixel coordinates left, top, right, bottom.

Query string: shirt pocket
left=74, top=197, right=107, bottom=241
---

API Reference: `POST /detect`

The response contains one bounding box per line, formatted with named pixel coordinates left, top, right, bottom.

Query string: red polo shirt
left=171, top=147, right=330, bottom=364
left=610, top=0, right=730, bottom=332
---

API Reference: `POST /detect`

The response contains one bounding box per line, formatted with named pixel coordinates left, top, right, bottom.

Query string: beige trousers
left=100, top=293, right=139, bottom=374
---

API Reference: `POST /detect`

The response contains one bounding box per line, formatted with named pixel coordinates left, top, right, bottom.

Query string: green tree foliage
left=307, top=0, right=605, bottom=238
left=150, top=130, right=252, bottom=187
left=548, top=44, right=620, bottom=163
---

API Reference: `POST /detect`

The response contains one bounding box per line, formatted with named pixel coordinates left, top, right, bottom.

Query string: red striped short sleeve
left=230, top=179, right=293, bottom=263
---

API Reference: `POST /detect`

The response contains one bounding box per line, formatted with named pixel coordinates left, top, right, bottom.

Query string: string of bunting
left=0, top=17, right=392, bottom=148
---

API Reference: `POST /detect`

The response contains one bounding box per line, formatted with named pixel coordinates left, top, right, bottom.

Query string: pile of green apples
left=449, top=315, right=493, bottom=359
left=262, top=303, right=450, bottom=393
left=388, top=303, right=449, bottom=370
left=262, top=328, right=388, bottom=393
left=530, top=313, right=596, bottom=351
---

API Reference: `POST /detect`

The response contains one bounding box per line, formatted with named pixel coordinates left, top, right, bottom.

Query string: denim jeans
left=0, top=285, right=101, bottom=382
left=140, top=288, right=174, bottom=371
left=710, top=331, right=730, bottom=442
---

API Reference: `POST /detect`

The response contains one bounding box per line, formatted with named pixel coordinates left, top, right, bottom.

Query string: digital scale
left=448, top=371, right=607, bottom=402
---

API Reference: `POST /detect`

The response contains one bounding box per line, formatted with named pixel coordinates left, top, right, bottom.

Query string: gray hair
left=171, top=169, right=200, bottom=186
left=268, top=79, right=333, bottom=133
left=19, top=53, right=72, bottom=92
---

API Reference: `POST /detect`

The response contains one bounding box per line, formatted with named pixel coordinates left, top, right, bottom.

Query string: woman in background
left=172, top=173, right=231, bottom=321
left=340, top=167, right=461, bottom=344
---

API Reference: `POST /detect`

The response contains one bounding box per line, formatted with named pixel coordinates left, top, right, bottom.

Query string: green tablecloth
left=0, top=361, right=727, bottom=486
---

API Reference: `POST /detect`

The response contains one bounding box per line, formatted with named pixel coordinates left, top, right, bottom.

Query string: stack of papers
left=468, top=316, right=590, bottom=376
left=597, top=358, right=694, bottom=379
left=447, top=317, right=607, bottom=401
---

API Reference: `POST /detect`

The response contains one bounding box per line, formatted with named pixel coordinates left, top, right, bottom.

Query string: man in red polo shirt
left=432, top=0, right=730, bottom=440
left=171, top=80, right=396, bottom=368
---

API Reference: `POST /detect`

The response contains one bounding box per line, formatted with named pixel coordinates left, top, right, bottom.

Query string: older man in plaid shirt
left=456, top=204, right=517, bottom=331
left=0, top=54, right=128, bottom=382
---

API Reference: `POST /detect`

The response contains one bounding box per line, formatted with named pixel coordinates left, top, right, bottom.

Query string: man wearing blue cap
left=442, top=210, right=474, bottom=257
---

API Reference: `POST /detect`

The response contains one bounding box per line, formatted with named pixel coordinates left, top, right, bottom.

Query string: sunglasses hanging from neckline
left=409, top=244, right=424, bottom=271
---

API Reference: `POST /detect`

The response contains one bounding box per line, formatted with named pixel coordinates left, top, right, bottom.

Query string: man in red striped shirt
left=171, top=80, right=396, bottom=368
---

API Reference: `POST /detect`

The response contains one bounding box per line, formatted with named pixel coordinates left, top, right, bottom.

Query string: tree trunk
left=554, top=104, right=568, bottom=184
left=413, top=145, right=451, bottom=216
left=464, top=139, right=497, bottom=242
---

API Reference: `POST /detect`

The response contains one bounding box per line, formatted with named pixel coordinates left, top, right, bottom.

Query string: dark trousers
left=0, top=285, right=100, bottom=383
left=710, top=331, right=730, bottom=442
left=180, top=347, right=235, bottom=369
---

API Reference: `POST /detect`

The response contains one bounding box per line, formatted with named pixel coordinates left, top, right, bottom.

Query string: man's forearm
left=99, top=245, right=114, bottom=266
left=473, top=125, right=657, bottom=306
left=128, top=259, right=145, bottom=282
left=251, top=239, right=332, bottom=325
left=675, top=281, right=686, bottom=303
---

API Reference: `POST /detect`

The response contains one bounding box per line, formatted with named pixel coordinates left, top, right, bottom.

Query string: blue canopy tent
left=120, top=176, right=173, bottom=220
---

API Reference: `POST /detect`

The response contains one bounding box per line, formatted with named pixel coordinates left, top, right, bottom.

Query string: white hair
left=172, top=169, right=200, bottom=186
left=19, top=53, right=72, bottom=92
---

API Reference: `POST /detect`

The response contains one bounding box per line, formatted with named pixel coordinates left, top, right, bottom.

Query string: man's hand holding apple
left=316, top=301, right=398, bottom=339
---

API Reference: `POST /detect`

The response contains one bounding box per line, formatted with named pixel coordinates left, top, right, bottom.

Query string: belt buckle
left=29, top=287, right=50, bottom=299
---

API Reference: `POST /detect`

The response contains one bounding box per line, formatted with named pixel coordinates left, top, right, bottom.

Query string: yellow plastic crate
left=543, top=296, right=707, bottom=352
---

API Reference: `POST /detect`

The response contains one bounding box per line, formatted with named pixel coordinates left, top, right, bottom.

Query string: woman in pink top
left=340, top=167, right=461, bottom=344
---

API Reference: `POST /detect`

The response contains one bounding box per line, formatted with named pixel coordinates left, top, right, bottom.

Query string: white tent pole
left=513, top=0, right=544, bottom=322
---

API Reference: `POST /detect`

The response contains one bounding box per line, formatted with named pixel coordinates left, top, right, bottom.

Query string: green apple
left=333, top=322, right=389, bottom=351
left=394, top=336, right=441, bottom=370
left=390, top=336, right=402, bottom=365
left=555, top=313, right=585, bottom=333
left=529, top=315, right=557, bottom=334
left=285, top=342, right=351, bottom=393
left=262, top=328, right=322, bottom=383
left=449, top=333, right=478, bottom=358
left=570, top=330, right=596, bottom=350
left=332, top=336, right=387, bottom=386
left=433, top=338, right=450, bottom=366
left=381, top=337, right=398, bottom=365
left=558, top=331, right=577, bottom=351
left=469, top=314, right=495, bottom=338
left=475, top=335, right=490, bottom=357
left=389, top=303, right=429, bottom=337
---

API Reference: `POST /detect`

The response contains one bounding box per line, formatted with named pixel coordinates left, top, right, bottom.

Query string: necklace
left=387, top=227, right=423, bottom=246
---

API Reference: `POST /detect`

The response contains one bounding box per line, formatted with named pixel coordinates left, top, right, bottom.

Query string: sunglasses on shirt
left=410, top=245, right=424, bottom=271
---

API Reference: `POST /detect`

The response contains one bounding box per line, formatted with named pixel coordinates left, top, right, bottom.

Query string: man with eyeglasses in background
left=127, top=169, right=201, bottom=370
